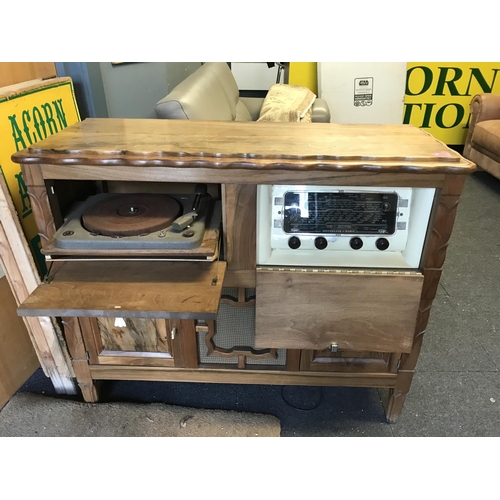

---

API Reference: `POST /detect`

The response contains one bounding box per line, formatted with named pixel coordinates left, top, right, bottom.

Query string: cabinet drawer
left=255, top=269, right=423, bottom=353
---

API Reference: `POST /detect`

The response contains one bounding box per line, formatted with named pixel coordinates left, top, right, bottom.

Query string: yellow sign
left=0, top=78, right=80, bottom=274
left=404, top=62, right=500, bottom=144
left=289, top=62, right=318, bottom=95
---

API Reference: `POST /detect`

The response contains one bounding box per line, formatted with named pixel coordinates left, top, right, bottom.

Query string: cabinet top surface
left=12, top=118, right=475, bottom=173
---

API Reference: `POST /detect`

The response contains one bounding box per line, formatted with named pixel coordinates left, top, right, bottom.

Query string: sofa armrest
left=311, top=98, right=330, bottom=123
left=239, top=97, right=265, bottom=121
left=464, top=93, right=500, bottom=157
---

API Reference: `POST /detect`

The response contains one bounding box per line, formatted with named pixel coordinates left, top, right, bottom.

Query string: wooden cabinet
left=11, top=118, right=476, bottom=422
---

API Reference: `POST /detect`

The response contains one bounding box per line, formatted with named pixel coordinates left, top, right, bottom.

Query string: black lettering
left=421, top=103, right=436, bottom=128
left=435, top=103, right=465, bottom=128
left=465, top=68, right=500, bottom=95
left=433, top=67, right=466, bottom=96
left=406, top=66, right=433, bottom=96
left=403, top=103, right=422, bottom=124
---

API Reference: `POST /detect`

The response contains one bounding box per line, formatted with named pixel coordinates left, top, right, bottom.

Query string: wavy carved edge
left=199, top=321, right=278, bottom=361
left=14, top=154, right=474, bottom=174
left=220, top=294, right=256, bottom=308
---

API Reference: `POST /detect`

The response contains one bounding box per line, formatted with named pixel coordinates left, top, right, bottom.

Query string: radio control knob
left=350, top=237, right=363, bottom=250
left=314, top=237, right=328, bottom=250
left=376, top=238, right=390, bottom=251
left=288, top=236, right=301, bottom=250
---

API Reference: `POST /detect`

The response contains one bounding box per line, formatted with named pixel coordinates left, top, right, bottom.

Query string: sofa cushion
left=155, top=63, right=234, bottom=121
left=257, top=84, right=316, bottom=122
left=211, top=62, right=240, bottom=119
left=235, top=101, right=253, bottom=122
left=471, top=120, right=500, bottom=157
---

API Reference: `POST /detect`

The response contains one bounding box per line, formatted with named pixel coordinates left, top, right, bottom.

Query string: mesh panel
left=198, top=288, right=286, bottom=366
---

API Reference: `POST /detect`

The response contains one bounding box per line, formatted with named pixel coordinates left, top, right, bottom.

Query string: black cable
left=280, top=385, right=324, bottom=411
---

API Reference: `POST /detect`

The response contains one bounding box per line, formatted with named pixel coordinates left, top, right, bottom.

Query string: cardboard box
left=0, top=76, right=80, bottom=274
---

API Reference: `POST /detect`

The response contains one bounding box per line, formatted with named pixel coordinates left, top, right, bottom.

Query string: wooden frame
left=0, top=173, right=76, bottom=394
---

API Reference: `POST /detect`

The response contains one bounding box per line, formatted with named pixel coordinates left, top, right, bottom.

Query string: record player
left=42, top=184, right=222, bottom=262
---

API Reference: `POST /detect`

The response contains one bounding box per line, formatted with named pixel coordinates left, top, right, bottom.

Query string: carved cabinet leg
left=61, top=317, right=99, bottom=403
left=385, top=175, right=465, bottom=423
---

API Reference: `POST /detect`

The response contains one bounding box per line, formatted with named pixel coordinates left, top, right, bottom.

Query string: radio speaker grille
left=197, top=288, right=286, bottom=366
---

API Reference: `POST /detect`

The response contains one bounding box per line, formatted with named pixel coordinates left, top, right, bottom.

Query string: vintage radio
left=42, top=184, right=222, bottom=262
left=257, top=185, right=436, bottom=268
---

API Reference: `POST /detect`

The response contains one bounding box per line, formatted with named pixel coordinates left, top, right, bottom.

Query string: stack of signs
left=0, top=77, right=80, bottom=274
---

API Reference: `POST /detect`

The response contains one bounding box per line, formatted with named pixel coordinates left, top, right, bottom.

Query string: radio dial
left=350, top=237, right=363, bottom=250
left=288, top=236, right=301, bottom=250
left=376, top=238, right=390, bottom=251
left=314, top=237, right=328, bottom=250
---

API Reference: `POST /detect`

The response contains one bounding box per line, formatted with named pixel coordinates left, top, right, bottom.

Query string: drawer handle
left=171, top=327, right=177, bottom=340
left=328, top=342, right=339, bottom=353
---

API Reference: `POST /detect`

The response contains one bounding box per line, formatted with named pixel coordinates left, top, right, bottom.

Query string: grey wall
left=55, top=62, right=109, bottom=119
left=99, top=62, right=202, bottom=118
left=56, top=62, right=202, bottom=119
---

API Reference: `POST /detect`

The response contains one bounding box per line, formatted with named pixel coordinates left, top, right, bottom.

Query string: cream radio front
left=256, top=185, right=436, bottom=269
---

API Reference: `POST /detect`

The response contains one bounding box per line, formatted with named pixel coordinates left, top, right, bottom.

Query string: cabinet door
left=255, top=268, right=424, bottom=353
left=79, top=317, right=176, bottom=367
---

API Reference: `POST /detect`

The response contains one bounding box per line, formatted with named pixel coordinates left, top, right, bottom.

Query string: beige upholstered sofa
left=155, top=62, right=331, bottom=123
left=464, top=93, right=500, bottom=180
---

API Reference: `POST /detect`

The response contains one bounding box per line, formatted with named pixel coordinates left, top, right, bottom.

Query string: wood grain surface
left=12, top=118, right=476, bottom=173
left=97, top=317, right=170, bottom=353
left=89, top=364, right=398, bottom=388
left=255, top=270, right=424, bottom=352
left=0, top=62, right=56, bottom=88
left=0, top=277, right=39, bottom=409
left=222, top=184, right=256, bottom=270
left=18, top=261, right=226, bottom=319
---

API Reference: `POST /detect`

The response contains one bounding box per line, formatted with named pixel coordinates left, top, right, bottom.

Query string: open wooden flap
left=18, top=260, right=226, bottom=319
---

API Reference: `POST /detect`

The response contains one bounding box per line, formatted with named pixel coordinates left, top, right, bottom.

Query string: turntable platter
left=82, top=194, right=182, bottom=237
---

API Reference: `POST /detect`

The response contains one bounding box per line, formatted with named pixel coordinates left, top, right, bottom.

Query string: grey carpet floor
left=0, top=393, right=280, bottom=437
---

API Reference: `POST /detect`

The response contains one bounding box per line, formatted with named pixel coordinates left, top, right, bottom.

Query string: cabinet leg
left=385, top=370, right=414, bottom=423
left=79, top=382, right=100, bottom=403
left=72, top=360, right=100, bottom=402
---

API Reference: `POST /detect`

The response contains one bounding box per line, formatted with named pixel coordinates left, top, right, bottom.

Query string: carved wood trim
left=386, top=173, right=467, bottom=422
left=220, top=287, right=256, bottom=307
left=27, top=185, right=56, bottom=248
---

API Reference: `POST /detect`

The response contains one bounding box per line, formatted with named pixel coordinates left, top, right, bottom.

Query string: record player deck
left=43, top=187, right=222, bottom=261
